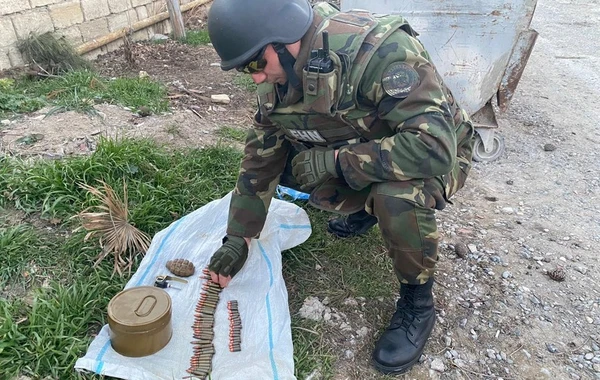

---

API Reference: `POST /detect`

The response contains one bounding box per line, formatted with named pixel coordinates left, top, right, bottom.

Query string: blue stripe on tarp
left=257, top=240, right=279, bottom=380
left=94, top=218, right=185, bottom=374
left=279, top=224, right=311, bottom=230
left=94, top=341, right=110, bottom=374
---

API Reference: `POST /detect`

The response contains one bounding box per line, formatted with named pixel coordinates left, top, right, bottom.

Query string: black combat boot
left=327, top=210, right=378, bottom=238
left=372, top=278, right=436, bottom=374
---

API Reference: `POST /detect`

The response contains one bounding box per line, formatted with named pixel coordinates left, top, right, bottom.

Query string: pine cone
left=547, top=267, right=566, bottom=282
left=166, top=259, right=195, bottom=277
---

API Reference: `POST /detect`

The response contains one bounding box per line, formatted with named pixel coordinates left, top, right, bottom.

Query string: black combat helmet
left=207, top=0, right=314, bottom=71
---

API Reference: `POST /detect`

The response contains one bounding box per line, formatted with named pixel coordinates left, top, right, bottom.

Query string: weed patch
left=0, top=78, right=46, bottom=117
left=0, top=71, right=169, bottom=118
left=216, top=125, right=247, bottom=142
left=179, top=29, right=211, bottom=45
left=233, top=73, right=257, bottom=92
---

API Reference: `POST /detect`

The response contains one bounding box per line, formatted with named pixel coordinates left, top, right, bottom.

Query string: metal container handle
left=134, top=295, right=157, bottom=317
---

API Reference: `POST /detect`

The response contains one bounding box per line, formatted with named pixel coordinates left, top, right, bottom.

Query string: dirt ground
left=1, top=0, right=599, bottom=379
left=0, top=39, right=253, bottom=156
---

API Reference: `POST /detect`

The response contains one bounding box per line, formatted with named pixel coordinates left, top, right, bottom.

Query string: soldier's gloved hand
left=208, top=235, right=249, bottom=280
left=291, top=147, right=339, bottom=189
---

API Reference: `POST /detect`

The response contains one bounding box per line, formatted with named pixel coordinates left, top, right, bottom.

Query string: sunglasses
left=236, top=46, right=267, bottom=74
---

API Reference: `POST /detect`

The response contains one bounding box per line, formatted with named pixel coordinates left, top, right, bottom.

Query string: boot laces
left=390, top=291, right=420, bottom=335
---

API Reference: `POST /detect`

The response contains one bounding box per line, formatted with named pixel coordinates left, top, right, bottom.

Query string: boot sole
left=371, top=350, right=424, bottom=375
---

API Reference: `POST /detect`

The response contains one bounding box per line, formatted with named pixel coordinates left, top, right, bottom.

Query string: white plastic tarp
left=75, top=192, right=312, bottom=380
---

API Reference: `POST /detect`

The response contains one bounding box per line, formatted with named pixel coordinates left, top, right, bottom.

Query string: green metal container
left=107, top=286, right=173, bottom=357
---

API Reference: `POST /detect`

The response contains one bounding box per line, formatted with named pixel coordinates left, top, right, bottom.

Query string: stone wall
left=0, top=0, right=196, bottom=71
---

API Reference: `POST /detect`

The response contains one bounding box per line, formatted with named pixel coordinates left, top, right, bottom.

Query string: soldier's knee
left=368, top=180, right=446, bottom=212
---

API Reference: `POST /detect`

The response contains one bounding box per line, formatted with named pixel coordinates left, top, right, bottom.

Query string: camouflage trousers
left=364, top=155, right=471, bottom=285
left=281, top=137, right=474, bottom=285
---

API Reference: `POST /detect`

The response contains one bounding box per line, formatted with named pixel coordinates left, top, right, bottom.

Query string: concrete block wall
left=0, top=0, right=196, bottom=71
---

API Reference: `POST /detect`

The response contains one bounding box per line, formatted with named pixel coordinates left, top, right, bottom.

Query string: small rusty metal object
left=166, top=259, right=195, bottom=277
left=548, top=267, right=566, bottom=282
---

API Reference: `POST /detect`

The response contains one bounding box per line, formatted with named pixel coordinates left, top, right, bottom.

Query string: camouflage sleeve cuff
left=226, top=192, right=268, bottom=239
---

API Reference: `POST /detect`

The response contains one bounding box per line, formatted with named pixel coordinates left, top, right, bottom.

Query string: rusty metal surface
left=498, top=29, right=539, bottom=112
left=340, top=0, right=538, bottom=116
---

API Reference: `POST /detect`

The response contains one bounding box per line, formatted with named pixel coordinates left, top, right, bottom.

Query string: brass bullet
left=192, top=355, right=213, bottom=359
left=200, top=296, right=219, bottom=304
left=190, top=340, right=212, bottom=345
left=199, top=298, right=219, bottom=306
left=193, top=324, right=211, bottom=328
left=188, top=369, right=208, bottom=376
left=192, top=320, right=213, bottom=325
left=192, top=318, right=214, bottom=323
left=189, top=359, right=212, bottom=364
left=199, top=301, right=217, bottom=308
left=193, top=334, right=213, bottom=340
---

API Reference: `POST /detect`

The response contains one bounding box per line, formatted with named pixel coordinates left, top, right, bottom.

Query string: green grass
left=0, top=78, right=46, bottom=117
left=179, top=29, right=211, bottom=45
left=0, top=138, right=396, bottom=379
left=0, top=70, right=169, bottom=118
left=0, top=225, right=62, bottom=286
left=216, top=125, right=247, bottom=142
left=0, top=137, right=241, bottom=225
left=291, top=318, right=335, bottom=379
left=233, top=73, right=258, bottom=92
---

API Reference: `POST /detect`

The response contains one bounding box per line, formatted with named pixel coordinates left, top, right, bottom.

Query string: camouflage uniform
left=227, top=2, right=475, bottom=285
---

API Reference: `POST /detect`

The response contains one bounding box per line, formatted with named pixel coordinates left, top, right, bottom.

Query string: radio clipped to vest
left=302, top=31, right=340, bottom=115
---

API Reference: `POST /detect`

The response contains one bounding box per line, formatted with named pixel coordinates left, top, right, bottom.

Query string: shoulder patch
left=381, top=62, right=420, bottom=99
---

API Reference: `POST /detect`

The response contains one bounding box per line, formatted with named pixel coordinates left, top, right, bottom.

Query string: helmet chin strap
left=272, top=43, right=302, bottom=91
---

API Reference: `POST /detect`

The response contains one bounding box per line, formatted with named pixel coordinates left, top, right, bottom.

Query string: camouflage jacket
left=227, top=2, right=472, bottom=238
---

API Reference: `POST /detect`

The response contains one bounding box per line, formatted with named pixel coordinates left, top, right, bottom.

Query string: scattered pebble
left=298, top=297, right=325, bottom=321
left=547, top=343, right=559, bottom=353
left=211, top=94, right=231, bottom=104
left=430, top=358, right=445, bottom=372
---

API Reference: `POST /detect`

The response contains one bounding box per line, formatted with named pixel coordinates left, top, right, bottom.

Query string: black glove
left=208, top=235, right=249, bottom=278
left=291, top=147, right=339, bottom=190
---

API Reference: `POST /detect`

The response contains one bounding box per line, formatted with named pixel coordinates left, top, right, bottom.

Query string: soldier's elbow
left=430, top=146, right=456, bottom=176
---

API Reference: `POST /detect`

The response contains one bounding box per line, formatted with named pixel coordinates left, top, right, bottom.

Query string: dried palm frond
left=18, top=31, right=92, bottom=75
left=73, top=179, right=151, bottom=276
